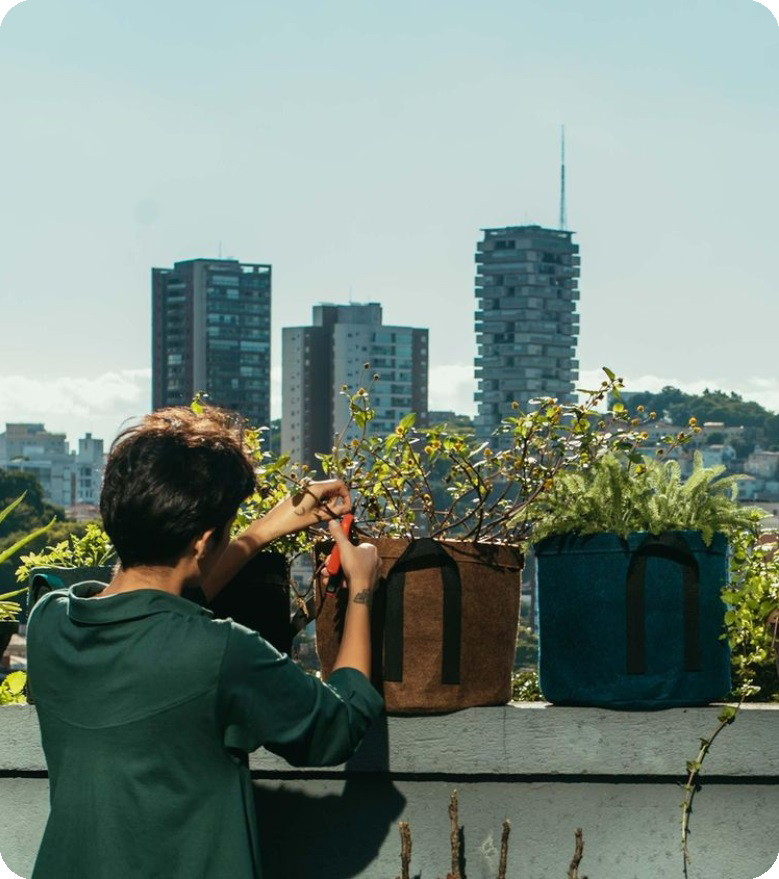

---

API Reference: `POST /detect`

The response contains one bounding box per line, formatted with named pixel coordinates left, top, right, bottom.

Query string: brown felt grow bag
left=314, top=537, right=523, bottom=714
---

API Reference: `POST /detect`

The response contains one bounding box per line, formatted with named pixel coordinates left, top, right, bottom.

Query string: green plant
left=511, top=669, right=543, bottom=702
left=0, top=493, right=56, bottom=705
left=15, top=522, right=115, bottom=583
left=679, top=703, right=738, bottom=877
left=318, top=367, right=661, bottom=545
left=0, top=670, right=27, bottom=705
left=530, top=450, right=763, bottom=545
left=0, top=494, right=56, bottom=581
left=722, top=528, right=779, bottom=701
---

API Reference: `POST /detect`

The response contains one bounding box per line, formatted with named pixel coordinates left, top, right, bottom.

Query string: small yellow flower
left=688, top=417, right=698, bottom=427
left=636, top=404, right=645, bottom=413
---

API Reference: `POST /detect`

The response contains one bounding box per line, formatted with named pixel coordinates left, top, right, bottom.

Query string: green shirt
left=26, top=582, right=383, bottom=879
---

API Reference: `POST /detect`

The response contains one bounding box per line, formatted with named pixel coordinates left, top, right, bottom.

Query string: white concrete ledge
left=4, top=702, right=778, bottom=777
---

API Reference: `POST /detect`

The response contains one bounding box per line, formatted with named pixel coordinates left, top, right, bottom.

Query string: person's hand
left=256, top=479, right=351, bottom=544
left=291, top=479, right=351, bottom=525
left=327, top=518, right=380, bottom=597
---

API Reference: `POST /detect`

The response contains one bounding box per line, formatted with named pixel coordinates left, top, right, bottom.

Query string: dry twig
left=448, top=790, right=462, bottom=879
left=497, top=819, right=511, bottom=879
left=567, top=827, right=587, bottom=879
left=396, top=821, right=412, bottom=879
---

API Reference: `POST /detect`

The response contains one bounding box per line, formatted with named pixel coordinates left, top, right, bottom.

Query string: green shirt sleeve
left=217, top=621, right=384, bottom=766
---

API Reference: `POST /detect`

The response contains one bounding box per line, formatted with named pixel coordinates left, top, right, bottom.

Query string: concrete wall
left=1, top=703, right=778, bottom=878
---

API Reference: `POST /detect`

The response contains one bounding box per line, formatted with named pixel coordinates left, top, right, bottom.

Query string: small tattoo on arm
left=352, top=590, right=372, bottom=606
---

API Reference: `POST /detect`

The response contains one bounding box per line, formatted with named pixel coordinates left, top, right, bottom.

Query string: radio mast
left=559, top=125, right=567, bottom=230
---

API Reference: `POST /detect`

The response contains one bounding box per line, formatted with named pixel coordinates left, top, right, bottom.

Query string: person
left=25, top=406, right=383, bottom=879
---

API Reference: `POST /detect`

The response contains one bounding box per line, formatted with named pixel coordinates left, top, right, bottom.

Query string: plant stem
left=680, top=703, right=740, bottom=875
left=567, top=827, right=587, bottom=879
left=396, top=821, right=411, bottom=879
left=497, top=820, right=510, bottom=879
left=448, top=790, right=461, bottom=879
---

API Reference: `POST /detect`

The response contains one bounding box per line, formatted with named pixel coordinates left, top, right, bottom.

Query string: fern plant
left=531, top=450, right=764, bottom=544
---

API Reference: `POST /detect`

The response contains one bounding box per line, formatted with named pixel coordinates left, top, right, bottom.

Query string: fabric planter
left=315, top=536, right=523, bottom=714
left=534, top=530, right=731, bottom=709
left=207, top=551, right=303, bottom=656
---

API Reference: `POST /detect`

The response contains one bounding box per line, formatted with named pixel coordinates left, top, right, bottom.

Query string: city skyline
left=0, top=1, right=777, bottom=446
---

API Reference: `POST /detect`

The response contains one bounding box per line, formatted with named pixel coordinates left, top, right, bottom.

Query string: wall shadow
left=253, top=716, right=406, bottom=879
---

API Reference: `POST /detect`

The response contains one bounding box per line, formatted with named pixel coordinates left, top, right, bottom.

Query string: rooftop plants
left=315, top=367, right=664, bottom=545
left=0, top=493, right=54, bottom=705
left=528, top=449, right=763, bottom=545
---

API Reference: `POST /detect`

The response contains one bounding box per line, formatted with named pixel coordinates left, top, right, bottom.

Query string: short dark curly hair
left=100, top=406, right=256, bottom=569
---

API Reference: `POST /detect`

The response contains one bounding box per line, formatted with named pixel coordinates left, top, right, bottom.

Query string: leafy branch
left=680, top=704, right=739, bottom=875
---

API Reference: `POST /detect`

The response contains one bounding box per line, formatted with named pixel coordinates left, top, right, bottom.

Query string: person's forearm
left=332, top=581, right=372, bottom=679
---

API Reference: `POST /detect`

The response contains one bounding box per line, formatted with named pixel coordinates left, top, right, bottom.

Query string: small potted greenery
left=530, top=442, right=764, bottom=709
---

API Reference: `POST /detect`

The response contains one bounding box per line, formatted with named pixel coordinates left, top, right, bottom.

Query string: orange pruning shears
left=324, top=513, right=355, bottom=594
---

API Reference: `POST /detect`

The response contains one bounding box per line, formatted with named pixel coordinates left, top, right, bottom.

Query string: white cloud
left=429, top=364, right=477, bottom=415
left=0, top=369, right=151, bottom=447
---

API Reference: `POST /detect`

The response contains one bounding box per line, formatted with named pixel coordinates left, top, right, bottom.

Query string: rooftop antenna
left=559, top=125, right=567, bottom=230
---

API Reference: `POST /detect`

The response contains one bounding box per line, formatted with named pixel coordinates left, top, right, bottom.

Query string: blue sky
left=0, top=0, right=777, bottom=445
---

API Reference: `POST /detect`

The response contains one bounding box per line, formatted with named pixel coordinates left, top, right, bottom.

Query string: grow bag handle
left=626, top=532, right=701, bottom=675
left=383, top=538, right=462, bottom=686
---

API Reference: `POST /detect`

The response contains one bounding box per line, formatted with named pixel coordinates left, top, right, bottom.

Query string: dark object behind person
left=26, top=407, right=382, bottom=879
left=207, top=551, right=296, bottom=655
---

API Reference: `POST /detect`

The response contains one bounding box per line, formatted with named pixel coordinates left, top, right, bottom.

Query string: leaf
left=0, top=517, right=56, bottom=566
left=0, top=671, right=27, bottom=705
left=0, top=493, right=27, bottom=529
left=398, top=413, right=417, bottom=431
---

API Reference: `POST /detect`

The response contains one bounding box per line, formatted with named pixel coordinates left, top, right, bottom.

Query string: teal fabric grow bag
left=534, top=531, right=731, bottom=709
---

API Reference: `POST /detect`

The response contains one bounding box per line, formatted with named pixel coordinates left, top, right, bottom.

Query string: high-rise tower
left=152, top=258, right=272, bottom=426
left=473, top=226, right=580, bottom=441
left=282, top=303, right=428, bottom=471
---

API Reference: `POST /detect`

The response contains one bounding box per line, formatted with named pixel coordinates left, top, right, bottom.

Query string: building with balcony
left=474, top=225, right=580, bottom=441
left=152, top=258, right=272, bottom=428
left=282, top=303, right=428, bottom=471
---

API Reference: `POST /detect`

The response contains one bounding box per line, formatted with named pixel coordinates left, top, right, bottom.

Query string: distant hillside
left=624, top=387, right=773, bottom=429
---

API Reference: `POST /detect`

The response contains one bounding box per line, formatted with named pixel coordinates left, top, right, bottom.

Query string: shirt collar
left=67, top=581, right=213, bottom=625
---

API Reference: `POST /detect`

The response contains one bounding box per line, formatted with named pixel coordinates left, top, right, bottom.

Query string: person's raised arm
left=201, top=479, right=350, bottom=603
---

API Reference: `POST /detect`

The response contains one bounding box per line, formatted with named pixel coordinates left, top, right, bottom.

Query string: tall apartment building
left=474, top=225, right=580, bottom=440
left=282, top=303, right=428, bottom=471
left=0, top=424, right=105, bottom=513
left=152, top=258, right=272, bottom=427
